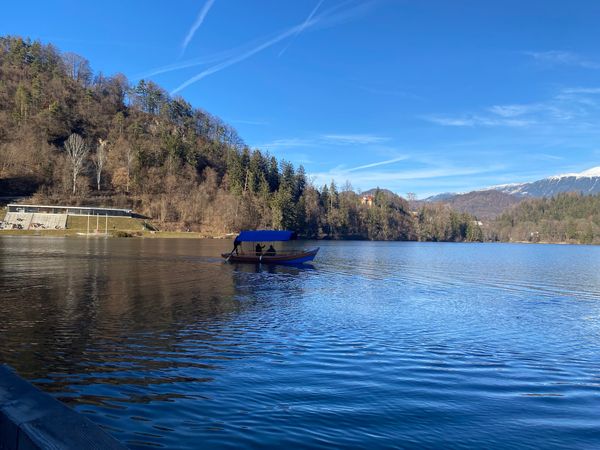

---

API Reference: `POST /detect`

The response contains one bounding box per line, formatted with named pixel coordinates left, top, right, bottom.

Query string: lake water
left=1, top=237, right=600, bottom=449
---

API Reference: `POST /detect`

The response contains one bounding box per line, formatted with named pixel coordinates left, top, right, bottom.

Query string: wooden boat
left=222, top=247, right=319, bottom=265
left=222, top=230, right=319, bottom=265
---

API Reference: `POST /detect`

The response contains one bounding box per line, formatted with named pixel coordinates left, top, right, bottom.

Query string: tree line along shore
left=0, top=36, right=598, bottom=244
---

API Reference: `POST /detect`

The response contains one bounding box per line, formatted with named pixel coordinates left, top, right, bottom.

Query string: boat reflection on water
left=230, top=261, right=317, bottom=274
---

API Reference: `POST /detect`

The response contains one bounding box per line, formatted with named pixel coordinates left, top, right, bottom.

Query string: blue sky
left=3, top=1, right=600, bottom=197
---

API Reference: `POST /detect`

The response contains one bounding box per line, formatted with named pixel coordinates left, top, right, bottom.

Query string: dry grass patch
left=66, top=215, right=148, bottom=231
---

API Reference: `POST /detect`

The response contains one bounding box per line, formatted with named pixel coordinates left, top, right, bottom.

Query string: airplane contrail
left=180, top=0, right=216, bottom=57
left=347, top=156, right=410, bottom=172
left=278, top=0, right=326, bottom=57
left=171, top=0, right=375, bottom=94
left=172, top=25, right=302, bottom=94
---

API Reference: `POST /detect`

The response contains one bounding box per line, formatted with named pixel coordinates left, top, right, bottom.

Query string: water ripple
left=2, top=238, right=600, bottom=448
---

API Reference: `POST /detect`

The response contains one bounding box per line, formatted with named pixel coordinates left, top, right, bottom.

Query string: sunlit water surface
left=1, top=237, right=600, bottom=449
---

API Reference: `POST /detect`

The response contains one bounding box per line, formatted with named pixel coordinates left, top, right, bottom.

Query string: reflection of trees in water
left=1, top=239, right=238, bottom=374
left=0, top=238, right=314, bottom=412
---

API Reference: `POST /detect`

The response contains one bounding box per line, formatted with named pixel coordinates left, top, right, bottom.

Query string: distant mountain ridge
left=424, top=192, right=458, bottom=202
left=428, top=190, right=521, bottom=220
left=425, top=166, right=600, bottom=201
left=490, top=166, right=600, bottom=198
left=423, top=166, right=600, bottom=219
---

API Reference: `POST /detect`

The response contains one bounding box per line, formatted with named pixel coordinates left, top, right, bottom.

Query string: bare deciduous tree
left=125, top=146, right=135, bottom=193
left=93, top=138, right=107, bottom=190
left=64, top=133, right=89, bottom=195
left=62, top=52, right=92, bottom=86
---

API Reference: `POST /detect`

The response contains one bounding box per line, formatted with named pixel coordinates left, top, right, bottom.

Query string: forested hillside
left=427, top=190, right=522, bottom=219
left=0, top=36, right=481, bottom=241
left=491, top=193, right=600, bottom=244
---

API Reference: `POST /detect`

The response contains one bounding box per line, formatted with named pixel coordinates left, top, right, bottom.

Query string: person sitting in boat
left=265, top=245, right=276, bottom=256
left=255, top=243, right=265, bottom=256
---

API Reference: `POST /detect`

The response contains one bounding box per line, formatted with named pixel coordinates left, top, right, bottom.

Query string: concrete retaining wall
left=0, top=365, right=127, bottom=450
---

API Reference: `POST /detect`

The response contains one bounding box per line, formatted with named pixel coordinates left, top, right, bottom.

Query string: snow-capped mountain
left=491, top=166, right=600, bottom=197
left=550, top=167, right=600, bottom=179
left=422, top=166, right=600, bottom=218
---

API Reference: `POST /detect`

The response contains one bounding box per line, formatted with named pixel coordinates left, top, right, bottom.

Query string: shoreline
left=0, top=229, right=596, bottom=245
left=0, top=229, right=220, bottom=239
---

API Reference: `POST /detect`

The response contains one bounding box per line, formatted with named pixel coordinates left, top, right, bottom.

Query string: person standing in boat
left=265, top=245, right=276, bottom=256
left=255, top=243, right=265, bottom=256
left=231, top=237, right=242, bottom=255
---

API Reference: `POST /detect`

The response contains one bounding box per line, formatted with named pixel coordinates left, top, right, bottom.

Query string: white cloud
left=354, top=84, right=421, bottom=99
left=258, top=138, right=314, bottom=149
left=423, top=115, right=532, bottom=128
left=230, top=118, right=270, bottom=126
left=562, top=87, right=600, bottom=95
left=424, top=85, right=600, bottom=130
left=310, top=164, right=504, bottom=191
left=530, top=153, right=564, bottom=161
left=477, top=117, right=535, bottom=127
left=424, top=116, right=475, bottom=127
left=322, top=134, right=390, bottom=144
left=524, top=50, right=600, bottom=69
left=488, top=104, right=540, bottom=117
left=256, top=133, right=389, bottom=150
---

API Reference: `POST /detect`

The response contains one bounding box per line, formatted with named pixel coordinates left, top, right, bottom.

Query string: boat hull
left=222, top=247, right=319, bottom=265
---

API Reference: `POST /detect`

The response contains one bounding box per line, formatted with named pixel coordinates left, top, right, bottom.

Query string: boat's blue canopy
left=236, top=230, right=296, bottom=242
